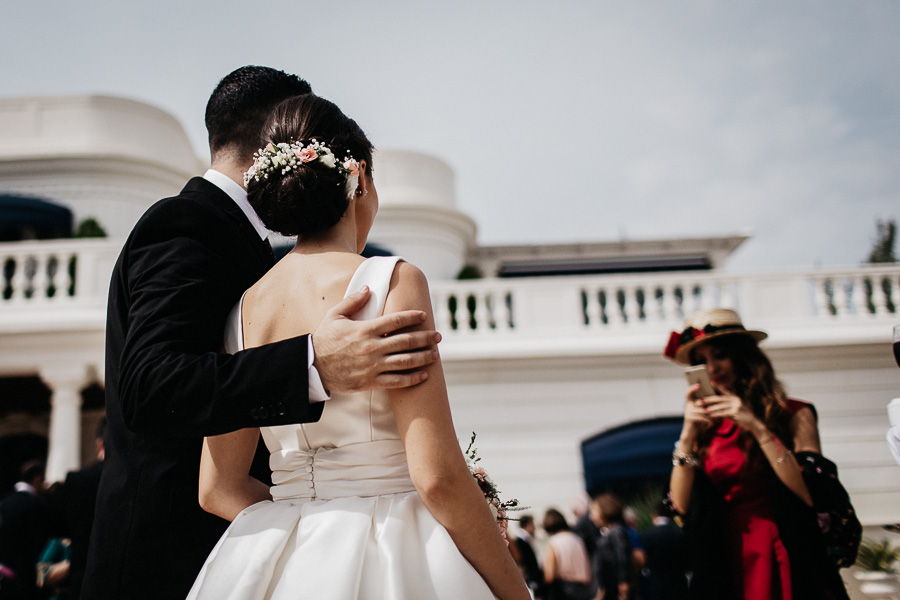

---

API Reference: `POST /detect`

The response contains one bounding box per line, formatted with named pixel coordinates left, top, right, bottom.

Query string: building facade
left=0, top=95, right=898, bottom=529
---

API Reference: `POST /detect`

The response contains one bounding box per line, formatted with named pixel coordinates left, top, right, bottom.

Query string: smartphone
left=684, top=365, right=716, bottom=398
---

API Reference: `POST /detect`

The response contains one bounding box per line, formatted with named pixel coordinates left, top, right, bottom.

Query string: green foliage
left=619, top=484, right=666, bottom=532
left=74, top=217, right=107, bottom=238
left=867, top=219, right=896, bottom=264
left=456, top=264, right=483, bottom=280
left=856, top=538, right=900, bottom=573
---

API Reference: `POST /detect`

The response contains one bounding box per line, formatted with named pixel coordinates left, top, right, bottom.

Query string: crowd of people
left=510, top=494, right=688, bottom=600
left=0, top=420, right=105, bottom=600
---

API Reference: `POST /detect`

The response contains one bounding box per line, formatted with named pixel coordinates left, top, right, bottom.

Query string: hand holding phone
left=684, top=365, right=716, bottom=399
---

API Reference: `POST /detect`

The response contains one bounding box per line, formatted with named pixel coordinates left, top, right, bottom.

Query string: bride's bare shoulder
left=386, top=261, right=431, bottom=313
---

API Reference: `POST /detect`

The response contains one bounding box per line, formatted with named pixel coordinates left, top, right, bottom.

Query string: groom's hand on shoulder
left=312, top=286, right=441, bottom=393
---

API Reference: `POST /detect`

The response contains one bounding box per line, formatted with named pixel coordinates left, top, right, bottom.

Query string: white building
left=1, top=95, right=898, bottom=531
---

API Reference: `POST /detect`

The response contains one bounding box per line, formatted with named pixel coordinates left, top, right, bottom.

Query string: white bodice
left=225, top=256, right=414, bottom=501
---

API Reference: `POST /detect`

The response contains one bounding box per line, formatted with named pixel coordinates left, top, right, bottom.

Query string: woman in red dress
left=664, top=308, right=848, bottom=599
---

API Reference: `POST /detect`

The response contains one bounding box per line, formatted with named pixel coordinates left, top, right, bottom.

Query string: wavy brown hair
left=690, top=335, right=791, bottom=470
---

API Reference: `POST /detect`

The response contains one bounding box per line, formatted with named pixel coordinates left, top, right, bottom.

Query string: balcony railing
left=429, top=265, right=900, bottom=338
left=0, top=239, right=119, bottom=308
left=2, top=239, right=898, bottom=340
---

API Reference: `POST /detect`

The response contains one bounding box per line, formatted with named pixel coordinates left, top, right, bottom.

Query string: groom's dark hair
left=205, top=66, right=312, bottom=161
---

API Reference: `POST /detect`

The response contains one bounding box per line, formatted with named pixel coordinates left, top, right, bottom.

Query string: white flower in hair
left=319, top=152, right=337, bottom=168
left=244, top=139, right=360, bottom=187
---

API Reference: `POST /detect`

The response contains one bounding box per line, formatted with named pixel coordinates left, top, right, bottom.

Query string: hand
left=312, top=287, right=441, bottom=393
left=680, top=384, right=712, bottom=440
left=701, top=392, right=759, bottom=431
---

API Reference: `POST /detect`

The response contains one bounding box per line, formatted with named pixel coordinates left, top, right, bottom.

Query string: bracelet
left=775, top=449, right=793, bottom=465
left=672, top=442, right=699, bottom=467
left=672, top=452, right=699, bottom=467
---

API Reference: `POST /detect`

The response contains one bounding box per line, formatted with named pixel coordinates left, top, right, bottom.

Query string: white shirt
left=14, top=481, right=37, bottom=495
left=203, top=169, right=328, bottom=403
left=888, top=426, right=900, bottom=465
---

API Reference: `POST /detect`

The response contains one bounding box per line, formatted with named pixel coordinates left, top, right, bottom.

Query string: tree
left=867, top=218, right=896, bottom=263
left=863, top=218, right=896, bottom=314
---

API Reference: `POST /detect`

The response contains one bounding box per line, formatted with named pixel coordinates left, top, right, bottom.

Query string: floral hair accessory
left=243, top=139, right=360, bottom=187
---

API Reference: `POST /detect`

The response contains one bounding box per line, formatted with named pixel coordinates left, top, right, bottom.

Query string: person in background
left=589, top=494, right=634, bottom=600
left=0, top=461, right=50, bottom=600
left=515, top=514, right=544, bottom=599
left=36, top=537, right=70, bottom=600
left=542, top=508, right=593, bottom=600
left=665, top=308, right=849, bottom=599
left=60, top=418, right=106, bottom=599
left=570, top=494, right=600, bottom=563
left=638, top=502, right=687, bottom=600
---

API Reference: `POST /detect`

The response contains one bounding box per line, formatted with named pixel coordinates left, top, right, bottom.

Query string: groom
left=82, top=66, right=439, bottom=600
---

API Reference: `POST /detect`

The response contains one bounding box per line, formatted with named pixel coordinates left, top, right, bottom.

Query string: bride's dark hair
left=247, top=94, right=374, bottom=236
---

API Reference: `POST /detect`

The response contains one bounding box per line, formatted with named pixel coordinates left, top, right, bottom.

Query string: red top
left=702, top=399, right=810, bottom=600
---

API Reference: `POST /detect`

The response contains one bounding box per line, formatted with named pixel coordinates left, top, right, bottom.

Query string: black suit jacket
left=0, top=489, right=49, bottom=598
left=514, top=536, right=543, bottom=592
left=639, top=522, right=688, bottom=600
left=83, top=177, right=324, bottom=600
left=62, top=461, right=104, bottom=600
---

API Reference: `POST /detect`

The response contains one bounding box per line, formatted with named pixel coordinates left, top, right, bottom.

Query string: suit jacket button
left=251, top=407, right=268, bottom=420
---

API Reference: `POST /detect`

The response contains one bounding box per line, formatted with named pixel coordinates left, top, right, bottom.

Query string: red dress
left=702, top=401, right=807, bottom=600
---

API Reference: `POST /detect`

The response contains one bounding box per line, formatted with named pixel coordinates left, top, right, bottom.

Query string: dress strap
left=343, top=256, right=404, bottom=321
left=785, top=398, right=816, bottom=420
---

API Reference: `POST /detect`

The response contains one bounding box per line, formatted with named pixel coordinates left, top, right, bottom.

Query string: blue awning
left=0, top=194, right=73, bottom=241
left=581, top=416, right=683, bottom=495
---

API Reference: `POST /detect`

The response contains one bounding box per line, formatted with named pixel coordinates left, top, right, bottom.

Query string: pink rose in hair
left=343, top=159, right=360, bottom=177
left=297, top=147, right=318, bottom=163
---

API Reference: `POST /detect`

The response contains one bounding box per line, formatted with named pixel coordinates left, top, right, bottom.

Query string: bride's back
left=237, top=254, right=407, bottom=454
left=241, top=252, right=366, bottom=350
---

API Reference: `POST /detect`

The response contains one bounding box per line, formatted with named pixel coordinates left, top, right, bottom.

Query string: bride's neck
left=292, top=211, right=361, bottom=256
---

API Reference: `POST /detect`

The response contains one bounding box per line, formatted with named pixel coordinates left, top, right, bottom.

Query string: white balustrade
left=430, top=265, right=900, bottom=339
left=0, top=239, right=120, bottom=310
left=0, top=238, right=897, bottom=340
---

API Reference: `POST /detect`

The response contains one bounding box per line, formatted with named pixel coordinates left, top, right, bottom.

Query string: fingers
left=369, top=310, right=428, bottom=336
left=378, top=330, right=441, bottom=354
left=327, top=286, right=371, bottom=318
left=685, top=383, right=700, bottom=402
left=380, top=348, right=439, bottom=372
left=371, top=370, right=429, bottom=390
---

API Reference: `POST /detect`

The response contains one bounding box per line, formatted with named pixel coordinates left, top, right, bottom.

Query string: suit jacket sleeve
left=116, top=207, right=323, bottom=437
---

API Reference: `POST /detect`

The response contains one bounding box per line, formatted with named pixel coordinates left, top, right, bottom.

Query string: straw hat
left=663, top=308, right=767, bottom=365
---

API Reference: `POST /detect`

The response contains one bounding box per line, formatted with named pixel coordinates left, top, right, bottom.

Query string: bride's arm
left=385, top=263, right=530, bottom=600
left=198, top=427, right=271, bottom=521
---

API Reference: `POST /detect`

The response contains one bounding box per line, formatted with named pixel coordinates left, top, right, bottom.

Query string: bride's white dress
left=187, top=256, right=496, bottom=600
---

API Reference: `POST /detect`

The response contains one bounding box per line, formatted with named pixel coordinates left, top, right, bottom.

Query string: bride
left=187, top=94, right=529, bottom=600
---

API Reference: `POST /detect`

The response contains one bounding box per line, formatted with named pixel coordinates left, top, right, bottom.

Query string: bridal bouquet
left=464, top=433, right=525, bottom=539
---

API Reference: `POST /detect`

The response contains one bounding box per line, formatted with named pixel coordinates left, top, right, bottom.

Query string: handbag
left=795, top=451, right=862, bottom=568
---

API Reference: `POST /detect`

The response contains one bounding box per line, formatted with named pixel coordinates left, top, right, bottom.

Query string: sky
left=2, top=1, right=898, bottom=269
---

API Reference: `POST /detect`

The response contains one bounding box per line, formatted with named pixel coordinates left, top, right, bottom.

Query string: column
left=41, top=366, right=90, bottom=482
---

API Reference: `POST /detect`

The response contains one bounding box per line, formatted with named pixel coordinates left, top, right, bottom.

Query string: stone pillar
left=41, top=366, right=90, bottom=482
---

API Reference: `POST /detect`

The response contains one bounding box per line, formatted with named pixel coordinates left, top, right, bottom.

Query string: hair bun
left=244, top=94, right=374, bottom=237
left=248, top=160, right=349, bottom=236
